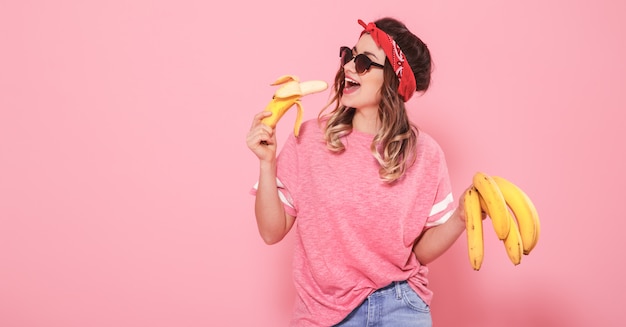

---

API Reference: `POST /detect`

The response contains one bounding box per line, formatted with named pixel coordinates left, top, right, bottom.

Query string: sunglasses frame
left=340, top=46, right=385, bottom=74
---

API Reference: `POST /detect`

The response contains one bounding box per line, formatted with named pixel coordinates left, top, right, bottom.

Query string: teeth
left=345, top=77, right=359, bottom=85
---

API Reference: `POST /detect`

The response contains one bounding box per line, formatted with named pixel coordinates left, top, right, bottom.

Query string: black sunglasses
left=340, top=46, right=385, bottom=74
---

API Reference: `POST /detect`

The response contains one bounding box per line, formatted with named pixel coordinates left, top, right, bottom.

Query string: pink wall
left=1, top=0, right=624, bottom=326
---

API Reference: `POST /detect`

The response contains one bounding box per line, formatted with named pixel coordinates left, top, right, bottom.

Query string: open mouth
left=344, top=77, right=360, bottom=92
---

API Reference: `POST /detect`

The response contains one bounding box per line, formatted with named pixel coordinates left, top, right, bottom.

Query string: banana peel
left=261, top=75, right=328, bottom=137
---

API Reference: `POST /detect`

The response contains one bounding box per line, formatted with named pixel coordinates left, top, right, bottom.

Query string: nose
left=343, top=56, right=356, bottom=72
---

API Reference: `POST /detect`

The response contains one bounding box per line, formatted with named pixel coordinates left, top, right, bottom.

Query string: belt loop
left=394, top=281, right=402, bottom=299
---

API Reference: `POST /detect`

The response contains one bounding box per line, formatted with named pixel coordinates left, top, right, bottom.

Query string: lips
left=343, top=76, right=360, bottom=94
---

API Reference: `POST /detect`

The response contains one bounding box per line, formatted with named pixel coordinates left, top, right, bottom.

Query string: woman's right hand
left=457, top=186, right=488, bottom=223
left=246, top=111, right=277, bottom=163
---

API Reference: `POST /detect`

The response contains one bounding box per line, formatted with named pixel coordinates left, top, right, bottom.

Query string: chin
left=340, top=96, right=359, bottom=109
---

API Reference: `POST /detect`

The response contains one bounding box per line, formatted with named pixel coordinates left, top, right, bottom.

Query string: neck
left=352, top=107, right=379, bottom=135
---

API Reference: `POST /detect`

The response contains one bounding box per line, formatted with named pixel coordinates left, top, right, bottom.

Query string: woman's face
left=340, top=33, right=386, bottom=112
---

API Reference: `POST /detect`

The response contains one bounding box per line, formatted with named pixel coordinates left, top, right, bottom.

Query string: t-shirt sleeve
left=249, top=132, right=299, bottom=217
left=424, top=150, right=455, bottom=228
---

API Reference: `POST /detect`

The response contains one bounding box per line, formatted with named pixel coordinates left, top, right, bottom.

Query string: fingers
left=247, top=113, right=276, bottom=150
left=247, top=124, right=274, bottom=146
left=251, top=111, right=273, bottom=129
left=249, top=110, right=276, bottom=144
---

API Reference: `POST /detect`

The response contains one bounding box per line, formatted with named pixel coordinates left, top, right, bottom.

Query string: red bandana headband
left=358, top=19, right=416, bottom=102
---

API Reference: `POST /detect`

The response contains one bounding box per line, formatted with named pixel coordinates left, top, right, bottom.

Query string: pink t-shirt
left=252, top=119, right=454, bottom=326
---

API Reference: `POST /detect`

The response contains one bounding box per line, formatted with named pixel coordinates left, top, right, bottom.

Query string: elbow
left=412, top=235, right=435, bottom=265
left=415, top=253, right=435, bottom=266
left=260, top=231, right=285, bottom=245
left=413, top=249, right=433, bottom=266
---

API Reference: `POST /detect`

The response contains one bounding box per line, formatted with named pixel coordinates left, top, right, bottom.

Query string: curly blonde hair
left=318, top=17, right=432, bottom=183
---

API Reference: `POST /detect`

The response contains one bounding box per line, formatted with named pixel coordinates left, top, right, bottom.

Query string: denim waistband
left=377, top=280, right=407, bottom=291
left=372, top=280, right=408, bottom=299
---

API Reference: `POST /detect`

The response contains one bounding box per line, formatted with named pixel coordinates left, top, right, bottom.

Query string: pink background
left=1, top=0, right=625, bottom=326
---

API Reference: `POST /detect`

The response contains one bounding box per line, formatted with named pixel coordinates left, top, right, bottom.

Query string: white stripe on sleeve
left=252, top=178, right=295, bottom=209
left=425, top=209, right=454, bottom=228
left=425, top=192, right=454, bottom=228
left=429, top=192, right=453, bottom=216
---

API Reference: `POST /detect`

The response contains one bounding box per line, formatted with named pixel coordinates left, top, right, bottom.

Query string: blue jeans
left=333, top=281, right=432, bottom=327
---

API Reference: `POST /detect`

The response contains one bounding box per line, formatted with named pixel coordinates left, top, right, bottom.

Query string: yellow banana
left=464, top=186, right=484, bottom=270
left=502, top=212, right=523, bottom=265
left=492, top=176, right=540, bottom=255
left=472, top=172, right=510, bottom=240
left=477, top=191, right=517, bottom=266
left=261, top=75, right=328, bottom=137
left=478, top=193, right=489, bottom=215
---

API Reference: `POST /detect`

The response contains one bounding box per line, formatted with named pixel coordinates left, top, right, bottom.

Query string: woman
left=247, top=17, right=467, bottom=326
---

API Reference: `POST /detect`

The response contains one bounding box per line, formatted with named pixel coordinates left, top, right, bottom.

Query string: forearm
left=412, top=209, right=466, bottom=265
left=255, top=160, right=292, bottom=245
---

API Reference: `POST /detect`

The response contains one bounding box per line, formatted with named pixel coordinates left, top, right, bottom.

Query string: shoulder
left=403, top=129, right=451, bottom=183
left=298, top=119, right=321, bottom=134
left=416, top=129, right=446, bottom=158
left=293, top=119, right=325, bottom=143
left=279, top=119, right=325, bottom=154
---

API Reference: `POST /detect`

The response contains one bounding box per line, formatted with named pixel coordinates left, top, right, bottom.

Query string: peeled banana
left=465, top=171, right=541, bottom=269
left=261, top=75, right=328, bottom=137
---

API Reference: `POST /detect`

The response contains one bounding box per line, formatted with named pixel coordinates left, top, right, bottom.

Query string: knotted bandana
left=358, top=19, right=417, bottom=102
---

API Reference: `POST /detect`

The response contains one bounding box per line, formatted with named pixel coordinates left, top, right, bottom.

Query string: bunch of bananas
left=464, top=172, right=541, bottom=270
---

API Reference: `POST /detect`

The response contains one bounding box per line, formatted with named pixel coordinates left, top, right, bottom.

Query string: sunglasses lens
left=340, top=47, right=352, bottom=66
left=354, top=54, right=372, bottom=74
left=339, top=47, right=380, bottom=74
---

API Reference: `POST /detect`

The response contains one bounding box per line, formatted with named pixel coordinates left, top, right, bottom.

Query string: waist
left=373, top=280, right=408, bottom=294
